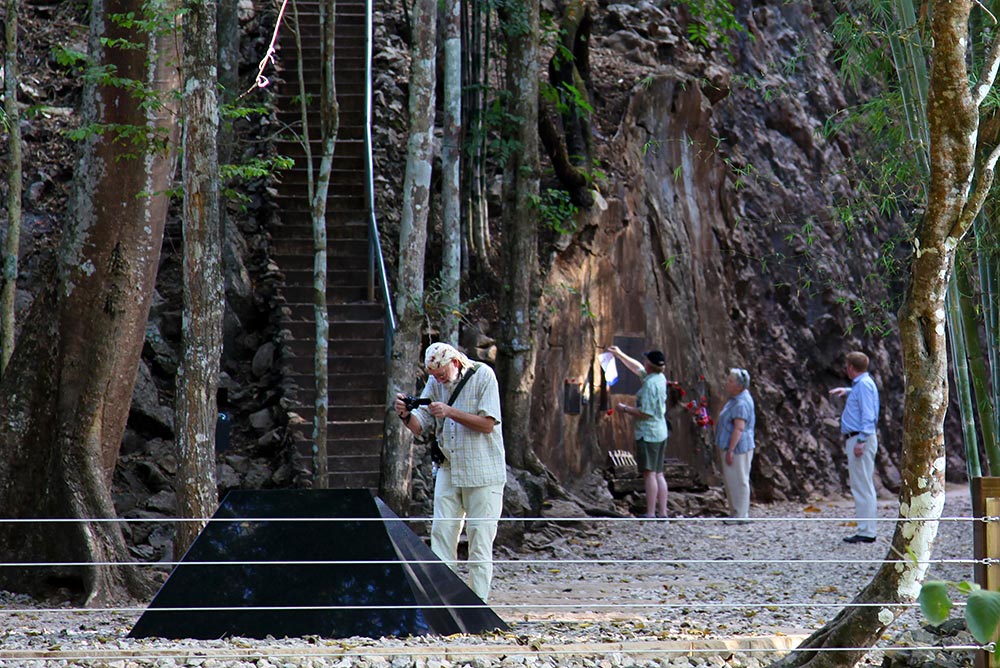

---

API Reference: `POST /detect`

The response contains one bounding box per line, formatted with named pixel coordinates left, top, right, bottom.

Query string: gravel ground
left=0, top=485, right=980, bottom=668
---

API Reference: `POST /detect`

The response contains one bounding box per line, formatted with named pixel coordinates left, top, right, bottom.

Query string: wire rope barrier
left=0, top=511, right=985, bottom=665
left=0, top=602, right=946, bottom=613
left=0, top=515, right=982, bottom=523
left=0, top=644, right=989, bottom=662
left=0, top=557, right=979, bottom=567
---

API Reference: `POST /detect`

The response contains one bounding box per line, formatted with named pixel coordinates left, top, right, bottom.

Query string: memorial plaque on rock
left=129, top=489, right=507, bottom=639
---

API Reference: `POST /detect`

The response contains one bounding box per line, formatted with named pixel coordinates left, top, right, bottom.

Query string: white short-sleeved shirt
left=413, top=364, right=506, bottom=487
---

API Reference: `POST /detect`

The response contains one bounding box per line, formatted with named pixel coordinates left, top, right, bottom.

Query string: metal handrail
left=364, top=0, right=396, bottom=362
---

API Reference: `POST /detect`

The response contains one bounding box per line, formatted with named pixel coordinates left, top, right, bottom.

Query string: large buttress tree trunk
left=175, top=0, right=223, bottom=556
left=772, top=1, right=999, bottom=665
left=0, top=0, right=181, bottom=604
left=496, top=0, right=543, bottom=473
left=379, top=0, right=437, bottom=514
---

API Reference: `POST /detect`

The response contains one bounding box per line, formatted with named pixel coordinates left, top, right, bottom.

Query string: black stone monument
left=129, top=489, right=508, bottom=639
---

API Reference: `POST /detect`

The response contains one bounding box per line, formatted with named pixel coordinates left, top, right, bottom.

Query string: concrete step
left=291, top=404, right=384, bottom=421
left=282, top=337, right=384, bottom=357
left=315, top=302, right=383, bottom=320
left=288, top=418, right=383, bottom=440
left=274, top=138, right=366, bottom=158
left=283, top=319, right=384, bottom=340
left=282, top=353, right=386, bottom=375
left=284, top=386, right=385, bottom=406
left=271, top=153, right=366, bottom=174
left=327, top=455, right=382, bottom=475
left=270, top=256, right=366, bottom=275
left=277, top=284, right=368, bottom=304
left=327, top=470, right=380, bottom=490
left=270, top=246, right=369, bottom=269
left=284, top=371, right=385, bottom=391
left=271, top=241, right=370, bottom=261
left=269, top=219, right=369, bottom=238
left=287, top=400, right=385, bottom=420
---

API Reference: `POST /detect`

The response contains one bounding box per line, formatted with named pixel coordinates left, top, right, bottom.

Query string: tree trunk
left=461, top=0, right=490, bottom=272
left=312, top=0, right=338, bottom=487
left=0, top=0, right=181, bottom=604
left=440, top=0, right=461, bottom=346
left=216, top=0, right=239, bottom=115
left=379, top=0, right=437, bottom=514
left=496, top=0, right=543, bottom=474
left=771, top=0, right=993, bottom=664
left=175, top=0, right=223, bottom=557
left=1, top=0, right=22, bottom=376
left=216, top=0, right=239, bottom=319
left=539, top=0, right=595, bottom=207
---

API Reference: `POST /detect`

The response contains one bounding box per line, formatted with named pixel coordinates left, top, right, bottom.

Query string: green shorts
left=636, top=439, right=666, bottom=473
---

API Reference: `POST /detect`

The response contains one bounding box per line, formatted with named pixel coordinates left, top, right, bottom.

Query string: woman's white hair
left=729, top=367, right=750, bottom=389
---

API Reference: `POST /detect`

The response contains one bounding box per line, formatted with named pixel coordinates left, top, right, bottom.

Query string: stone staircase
left=271, top=0, right=388, bottom=490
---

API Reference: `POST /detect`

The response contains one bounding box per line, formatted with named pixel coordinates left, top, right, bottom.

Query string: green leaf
left=956, top=581, right=981, bottom=596
left=918, top=580, right=952, bottom=625
left=966, top=590, right=1000, bottom=644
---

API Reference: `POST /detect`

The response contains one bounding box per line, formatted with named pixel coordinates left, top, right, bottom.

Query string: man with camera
left=393, top=342, right=506, bottom=602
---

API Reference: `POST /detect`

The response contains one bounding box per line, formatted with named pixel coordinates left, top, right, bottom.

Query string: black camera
left=403, top=395, right=431, bottom=411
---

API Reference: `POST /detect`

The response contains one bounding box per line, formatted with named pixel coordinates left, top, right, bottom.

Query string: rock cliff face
left=523, top=0, right=935, bottom=502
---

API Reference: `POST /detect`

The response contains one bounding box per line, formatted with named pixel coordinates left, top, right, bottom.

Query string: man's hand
left=395, top=393, right=423, bottom=437
left=854, top=439, right=865, bottom=457
left=606, top=345, right=622, bottom=356
left=829, top=387, right=848, bottom=398
left=725, top=449, right=734, bottom=466
left=428, top=401, right=450, bottom=419
left=393, top=393, right=408, bottom=416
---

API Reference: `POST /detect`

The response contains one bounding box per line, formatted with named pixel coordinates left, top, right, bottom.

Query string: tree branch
left=973, top=31, right=1000, bottom=106
left=953, top=138, right=1000, bottom=238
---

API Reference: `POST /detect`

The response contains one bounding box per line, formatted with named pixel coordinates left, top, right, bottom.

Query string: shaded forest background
left=0, top=0, right=965, bottom=567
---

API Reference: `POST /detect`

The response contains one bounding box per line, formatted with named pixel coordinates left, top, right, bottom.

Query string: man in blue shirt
left=829, top=351, right=881, bottom=544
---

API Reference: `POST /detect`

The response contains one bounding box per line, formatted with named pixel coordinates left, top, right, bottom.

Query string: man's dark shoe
left=843, top=534, right=876, bottom=544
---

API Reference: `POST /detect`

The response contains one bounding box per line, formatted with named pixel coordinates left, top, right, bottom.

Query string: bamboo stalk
left=958, top=250, right=1000, bottom=471
left=947, top=276, right=983, bottom=477
left=976, top=215, right=1000, bottom=447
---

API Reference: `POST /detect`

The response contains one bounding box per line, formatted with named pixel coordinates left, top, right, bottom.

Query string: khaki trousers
left=430, top=465, right=505, bottom=602
left=720, top=449, right=754, bottom=518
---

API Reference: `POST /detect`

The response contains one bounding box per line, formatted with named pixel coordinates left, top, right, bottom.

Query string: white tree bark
left=175, top=0, right=223, bottom=556
left=440, top=0, right=461, bottom=346
left=309, top=0, right=339, bottom=487
left=379, top=0, right=437, bottom=513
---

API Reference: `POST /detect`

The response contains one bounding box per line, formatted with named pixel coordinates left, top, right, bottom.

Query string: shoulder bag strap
left=446, top=363, right=480, bottom=406
left=424, top=364, right=480, bottom=449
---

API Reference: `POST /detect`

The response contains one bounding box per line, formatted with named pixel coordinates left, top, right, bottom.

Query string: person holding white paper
left=606, top=345, right=669, bottom=518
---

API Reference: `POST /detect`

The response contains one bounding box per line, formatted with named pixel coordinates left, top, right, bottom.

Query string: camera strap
left=446, top=363, right=480, bottom=407
left=418, top=363, right=481, bottom=446
left=424, top=364, right=481, bottom=460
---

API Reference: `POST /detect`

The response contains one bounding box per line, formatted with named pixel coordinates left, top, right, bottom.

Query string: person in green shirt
left=607, top=346, right=669, bottom=519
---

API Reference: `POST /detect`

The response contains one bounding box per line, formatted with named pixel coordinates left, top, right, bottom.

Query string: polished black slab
left=376, top=498, right=508, bottom=634
left=129, top=489, right=507, bottom=639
